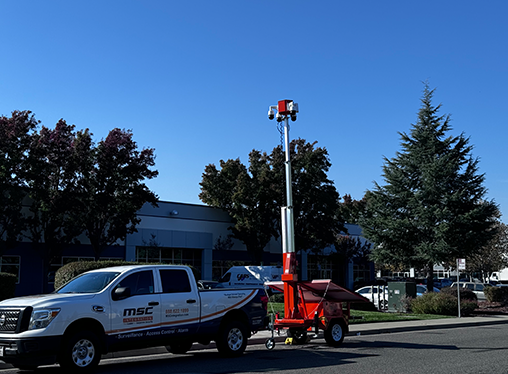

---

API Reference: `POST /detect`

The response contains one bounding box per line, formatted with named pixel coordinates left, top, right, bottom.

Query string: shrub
left=411, top=291, right=477, bottom=316
left=440, top=286, right=478, bottom=302
left=269, top=292, right=284, bottom=303
left=0, top=273, right=16, bottom=301
left=484, top=286, right=508, bottom=303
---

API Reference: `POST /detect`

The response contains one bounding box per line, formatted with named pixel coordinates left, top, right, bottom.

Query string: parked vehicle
left=355, top=286, right=389, bottom=309
left=218, top=266, right=283, bottom=290
left=0, top=265, right=268, bottom=371
left=451, top=282, right=491, bottom=301
left=489, top=268, right=508, bottom=283
left=416, top=285, right=440, bottom=296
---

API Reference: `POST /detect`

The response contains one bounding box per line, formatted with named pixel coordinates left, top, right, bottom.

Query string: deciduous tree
left=200, top=139, right=343, bottom=264
left=0, top=111, right=38, bottom=254
left=78, top=128, right=158, bottom=259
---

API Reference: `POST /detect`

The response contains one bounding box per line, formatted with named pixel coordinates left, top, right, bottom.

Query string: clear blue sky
left=1, top=1, right=507, bottom=221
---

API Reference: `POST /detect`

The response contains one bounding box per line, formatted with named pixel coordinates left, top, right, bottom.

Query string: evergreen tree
left=360, top=84, right=499, bottom=289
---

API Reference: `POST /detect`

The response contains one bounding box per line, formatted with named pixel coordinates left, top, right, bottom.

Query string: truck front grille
left=0, top=310, right=21, bottom=332
left=0, top=307, right=32, bottom=333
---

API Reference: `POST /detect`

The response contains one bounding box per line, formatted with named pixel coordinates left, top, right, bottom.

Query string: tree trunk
left=426, top=262, right=435, bottom=292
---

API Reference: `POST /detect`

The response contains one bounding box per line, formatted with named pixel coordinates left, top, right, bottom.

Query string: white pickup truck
left=0, top=265, right=268, bottom=371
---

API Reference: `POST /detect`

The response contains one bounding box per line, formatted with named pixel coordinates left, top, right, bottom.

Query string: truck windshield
left=56, top=272, right=121, bottom=294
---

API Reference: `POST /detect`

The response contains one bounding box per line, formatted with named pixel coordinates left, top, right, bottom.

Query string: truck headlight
left=29, top=309, right=60, bottom=330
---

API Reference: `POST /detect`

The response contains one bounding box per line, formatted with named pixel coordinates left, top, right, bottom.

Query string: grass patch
left=267, top=302, right=453, bottom=324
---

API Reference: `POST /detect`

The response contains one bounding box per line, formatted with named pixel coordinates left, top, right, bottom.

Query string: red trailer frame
left=265, top=279, right=369, bottom=348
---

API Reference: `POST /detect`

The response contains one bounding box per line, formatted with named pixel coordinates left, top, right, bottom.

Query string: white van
left=218, top=266, right=283, bottom=290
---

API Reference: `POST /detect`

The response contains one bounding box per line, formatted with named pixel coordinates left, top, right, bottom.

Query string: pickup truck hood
left=0, top=293, right=97, bottom=308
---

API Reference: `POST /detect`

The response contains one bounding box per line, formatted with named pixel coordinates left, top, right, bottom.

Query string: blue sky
left=1, top=1, right=507, bottom=220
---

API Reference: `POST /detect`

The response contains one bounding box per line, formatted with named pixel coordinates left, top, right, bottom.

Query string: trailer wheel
left=265, top=338, right=275, bottom=350
left=59, top=331, right=101, bottom=371
left=216, top=321, right=248, bottom=357
left=166, top=341, right=193, bottom=354
left=324, top=319, right=345, bottom=347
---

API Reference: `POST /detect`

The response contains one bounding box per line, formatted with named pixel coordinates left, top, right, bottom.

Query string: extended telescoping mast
left=267, top=99, right=300, bottom=320
left=265, top=100, right=370, bottom=351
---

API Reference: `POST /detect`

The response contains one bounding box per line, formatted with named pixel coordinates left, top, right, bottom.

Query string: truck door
left=158, top=268, right=200, bottom=336
left=109, top=269, right=161, bottom=341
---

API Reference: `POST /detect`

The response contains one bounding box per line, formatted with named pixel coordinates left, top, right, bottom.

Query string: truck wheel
left=59, top=331, right=101, bottom=371
left=166, top=341, right=193, bottom=354
left=216, top=321, right=248, bottom=357
left=324, top=319, right=345, bottom=347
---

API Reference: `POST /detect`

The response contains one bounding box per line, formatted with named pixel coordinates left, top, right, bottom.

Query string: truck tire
left=216, top=321, right=248, bottom=357
left=59, top=331, right=101, bottom=371
left=324, top=319, right=345, bottom=347
left=166, top=341, right=193, bottom=354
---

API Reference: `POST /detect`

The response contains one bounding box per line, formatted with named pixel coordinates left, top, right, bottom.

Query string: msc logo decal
left=123, top=307, right=153, bottom=316
left=123, top=307, right=154, bottom=324
left=237, top=273, right=250, bottom=281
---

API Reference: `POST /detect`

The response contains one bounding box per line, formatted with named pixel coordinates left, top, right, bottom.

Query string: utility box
left=387, top=282, right=416, bottom=312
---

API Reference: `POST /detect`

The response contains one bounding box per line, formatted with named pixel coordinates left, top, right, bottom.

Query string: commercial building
left=2, top=201, right=374, bottom=297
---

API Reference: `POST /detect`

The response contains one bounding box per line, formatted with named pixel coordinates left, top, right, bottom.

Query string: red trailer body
left=266, top=279, right=370, bottom=346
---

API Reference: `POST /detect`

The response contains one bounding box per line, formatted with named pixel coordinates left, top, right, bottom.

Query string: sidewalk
left=2, top=315, right=507, bottom=370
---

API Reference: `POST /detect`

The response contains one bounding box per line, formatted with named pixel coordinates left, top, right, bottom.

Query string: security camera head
left=291, top=114, right=297, bottom=122
left=268, top=109, right=275, bottom=120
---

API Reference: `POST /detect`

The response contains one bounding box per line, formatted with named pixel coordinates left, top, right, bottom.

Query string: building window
left=353, top=264, right=371, bottom=285
left=307, top=255, right=335, bottom=280
left=0, top=256, right=20, bottom=283
left=136, top=247, right=202, bottom=274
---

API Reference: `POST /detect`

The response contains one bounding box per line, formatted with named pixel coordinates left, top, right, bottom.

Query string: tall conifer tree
left=360, top=84, right=499, bottom=289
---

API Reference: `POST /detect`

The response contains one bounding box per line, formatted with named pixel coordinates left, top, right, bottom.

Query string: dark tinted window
left=160, top=269, right=191, bottom=293
left=219, top=272, right=231, bottom=283
left=117, top=270, right=154, bottom=295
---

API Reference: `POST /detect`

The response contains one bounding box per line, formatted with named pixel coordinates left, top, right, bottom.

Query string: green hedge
left=54, top=261, right=200, bottom=290
left=411, top=291, right=477, bottom=316
left=484, top=286, right=508, bottom=303
left=0, top=273, right=17, bottom=301
left=440, top=286, right=478, bottom=302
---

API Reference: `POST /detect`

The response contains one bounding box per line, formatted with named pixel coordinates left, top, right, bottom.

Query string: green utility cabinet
left=387, top=282, right=416, bottom=312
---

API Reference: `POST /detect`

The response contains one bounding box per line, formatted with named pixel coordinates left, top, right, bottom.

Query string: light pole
left=268, top=99, right=299, bottom=319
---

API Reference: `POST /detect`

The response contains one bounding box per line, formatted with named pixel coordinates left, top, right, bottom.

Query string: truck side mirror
left=112, top=287, right=131, bottom=301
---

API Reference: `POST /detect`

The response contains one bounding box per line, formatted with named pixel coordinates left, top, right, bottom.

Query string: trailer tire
left=216, top=321, right=248, bottom=357
left=59, top=331, right=101, bottom=371
left=324, top=319, right=345, bottom=347
left=166, top=341, right=193, bottom=354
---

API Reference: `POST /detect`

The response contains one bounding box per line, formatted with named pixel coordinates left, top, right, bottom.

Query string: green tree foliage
left=466, top=221, right=508, bottom=281
left=360, top=85, right=499, bottom=289
left=199, top=138, right=343, bottom=263
left=272, top=139, right=344, bottom=255
left=0, top=111, right=38, bottom=253
left=331, top=235, right=371, bottom=286
left=337, top=194, right=367, bottom=224
left=199, top=152, right=279, bottom=263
